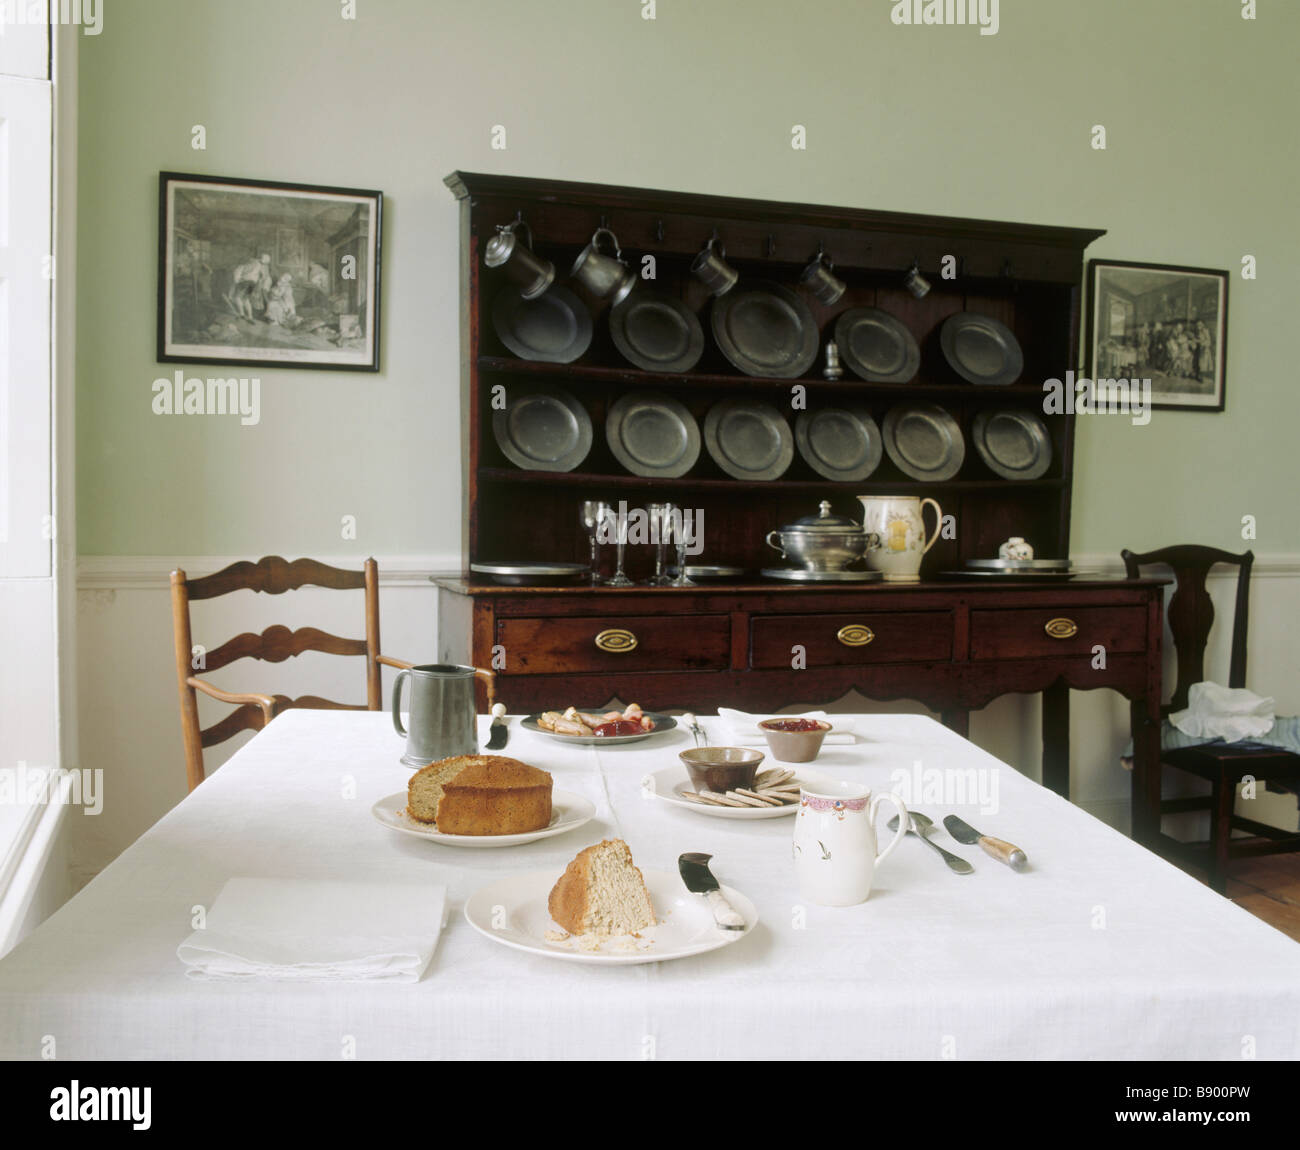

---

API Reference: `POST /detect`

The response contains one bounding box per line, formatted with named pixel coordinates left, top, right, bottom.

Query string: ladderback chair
left=170, top=556, right=412, bottom=791
left=1121, top=544, right=1300, bottom=892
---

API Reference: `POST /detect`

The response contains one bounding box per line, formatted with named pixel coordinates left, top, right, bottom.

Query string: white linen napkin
left=1170, top=681, right=1276, bottom=744
left=177, top=877, right=446, bottom=983
left=716, top=708, right=856, bottom=746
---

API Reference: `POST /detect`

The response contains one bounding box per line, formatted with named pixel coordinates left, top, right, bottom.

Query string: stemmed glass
left=646, top=503, right=673, bottom=586
left=667, top=505, right=697, bottom=587
left=603, top=502, right=634, bottom=587
left=580, top=500, right=608, bottom=585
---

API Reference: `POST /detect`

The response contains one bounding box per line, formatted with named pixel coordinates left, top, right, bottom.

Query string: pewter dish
left=760, top=567, right=884, bottom=583
left=795, top=407, right=884, bottom=482
left=971, top=408, right=1052, bottom=480
left=606, top=392, right=701, bottom=479
left=834, top=307, right=921, bottom=383
left=491, top=386, right=593, bottom=472
left=965, top=557, right=1072, bottom=571
left=704, top=399, right=795, bottom=481
left=608, top=289, right=705, bottom=374
left=939, top=312, right=1024, bottom=385
left=469, top=562, right=589, bottom=586
left=939, top=568, right=1092, bottom=582
left=492, top=285, right=593, bottom=364
left=710, top=280, right=819, bottom=378
left=881, top=403, right=965, bottom=481
left=677, top=565, right=748, bottom=580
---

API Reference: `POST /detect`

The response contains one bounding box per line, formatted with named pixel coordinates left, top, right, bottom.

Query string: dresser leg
left=1041, top=681, right=1070, bottom=799
left=1129, top=700, right=1162, bottom=849
left=940, top=709, right=970, bottom=739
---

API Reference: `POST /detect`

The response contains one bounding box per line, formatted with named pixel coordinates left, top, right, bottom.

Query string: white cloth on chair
left=1169, top=681, right=1275, bottom=744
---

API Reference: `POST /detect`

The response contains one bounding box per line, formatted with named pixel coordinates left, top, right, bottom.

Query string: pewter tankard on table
left=392, top=663, right=495, bottom=766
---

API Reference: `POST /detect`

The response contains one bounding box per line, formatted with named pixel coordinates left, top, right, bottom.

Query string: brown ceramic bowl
left=757, top=718, right=832, bottom=763
left=678, top=746, right=765, bottom=793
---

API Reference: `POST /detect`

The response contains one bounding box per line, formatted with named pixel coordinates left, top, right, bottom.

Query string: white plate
left=464, top=868, right=758, bottom=965
left=640, top=766, right=838, bottom=819
left=370, top=789, right=596, bottom=847
left=520, top=712, right=677, bottom=746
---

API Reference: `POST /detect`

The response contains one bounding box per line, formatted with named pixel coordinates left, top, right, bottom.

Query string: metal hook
left=765, top=234, right=776, bottom=258
left=654, top=218, right=665, bottom=244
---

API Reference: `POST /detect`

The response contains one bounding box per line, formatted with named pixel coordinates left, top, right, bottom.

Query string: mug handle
left=919, top=497, right=943, bottom=554
left=870, top=791, right=910, bottom=867
left=592, top=227, right=622, bottom=258
left=473, top=666, right=496, bottom=711
left=391, top=668, right=411, bottom=737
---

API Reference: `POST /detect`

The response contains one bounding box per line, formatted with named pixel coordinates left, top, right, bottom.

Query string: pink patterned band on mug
left=800, top=793, right=869, bottom=813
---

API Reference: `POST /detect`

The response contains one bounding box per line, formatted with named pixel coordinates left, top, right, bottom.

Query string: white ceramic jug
left=856, top=495, right=942, bottom=582
left=792, top=780, right=909, bottom=906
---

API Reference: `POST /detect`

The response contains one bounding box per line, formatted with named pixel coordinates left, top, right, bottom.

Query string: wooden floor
left=1225, top=855, right=1300, bottom=942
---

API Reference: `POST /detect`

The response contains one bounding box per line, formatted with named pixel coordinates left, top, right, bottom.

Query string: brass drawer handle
left=836, top=624, right=875, bottom=648
left=1044, top=617, right=1078, bottom=640
left=594, top=628, right=638, bottom=653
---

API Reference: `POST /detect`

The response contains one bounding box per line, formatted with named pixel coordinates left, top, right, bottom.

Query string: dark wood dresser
left=438, top=172, right=1167, bottom=845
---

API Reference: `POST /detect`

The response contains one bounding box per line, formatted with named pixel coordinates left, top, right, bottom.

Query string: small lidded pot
left=765, top=500, right=879, bottom=572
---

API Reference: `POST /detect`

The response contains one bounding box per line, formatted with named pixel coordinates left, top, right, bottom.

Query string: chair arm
left=377, top=655, right=413, bottom=671
left=187, top=677, right=277, bottom=723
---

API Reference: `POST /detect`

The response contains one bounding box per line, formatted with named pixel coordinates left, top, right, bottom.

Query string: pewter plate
left=761, top=567, right=885, bottom=583
left=520, top=712, right=677, bottom=746
left=882, top=403, right=965, bottom=481
left=492, top=285, right=593, bottom=364
left=966, top=557, right=1072, bottom=571
left=491, top=386, right=593, bottom=472
left=940, top=568, right=1093, bottom=581
left=469, top=562, right=588, bottom=585
left=711, top=280, right=819, bottom=378
left=680, top=564, right=748, bottom=580
left=834, top=307, right=921, bottom=383
left=939, top=312, right=1024, bottom=385
left=606, top=392, right=701, bottom=478
left=795, top=407, right=884, bottom=482
left=608, top=289, right=705, bottom=374
left=704, top=399, right=795, bottom=481
left=971, top=408, right=1052, bottom=480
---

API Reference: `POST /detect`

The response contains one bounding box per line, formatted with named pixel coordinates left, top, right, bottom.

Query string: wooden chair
left=170, top=556, right=412, bottom=791
left=1121, top=544, right=1300, bottom=892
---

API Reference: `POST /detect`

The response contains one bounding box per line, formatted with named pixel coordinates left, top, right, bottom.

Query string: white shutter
left=0, top=0, right=50, bottom=80
left=0, top=73, right=51, bottom=576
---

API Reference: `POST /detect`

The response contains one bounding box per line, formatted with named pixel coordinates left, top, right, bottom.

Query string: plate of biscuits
left=641, top=764, right=837, bottom=819
left=371, top=753, right=596, bottom=847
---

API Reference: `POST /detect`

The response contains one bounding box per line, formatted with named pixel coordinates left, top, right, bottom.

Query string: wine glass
left=667, top=505, right=697, bottom=587
left=580, top=500, right=608, bottom=585
left=604, top=502, right=634, bottom=587
left=646, top=503, right=673, bottom=586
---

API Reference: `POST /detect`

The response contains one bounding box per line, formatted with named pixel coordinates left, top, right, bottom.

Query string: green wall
left=76, top=0, right=1300, bottom=556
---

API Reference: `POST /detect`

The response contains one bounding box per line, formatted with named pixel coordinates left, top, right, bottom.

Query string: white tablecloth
left=1, top=711, right=1297, bottom=1060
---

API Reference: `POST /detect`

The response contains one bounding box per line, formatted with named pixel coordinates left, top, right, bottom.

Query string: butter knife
left=943, top=815, right=1027, bottom=870
left=678, top=852, right=746, bottom=931
left=485, top=702, right=509, bottom=750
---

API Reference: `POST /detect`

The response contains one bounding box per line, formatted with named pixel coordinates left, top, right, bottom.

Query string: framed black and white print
left=158, top=172, right=382, bottom=372
left=1085, top=259, right=1228, bottom=412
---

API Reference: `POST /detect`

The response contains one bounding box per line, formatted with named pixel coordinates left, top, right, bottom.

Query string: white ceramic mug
left=792, top=780, right=908, bottom=906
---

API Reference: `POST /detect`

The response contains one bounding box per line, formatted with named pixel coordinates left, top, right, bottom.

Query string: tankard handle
left=391, top=669, right=411, bottom=738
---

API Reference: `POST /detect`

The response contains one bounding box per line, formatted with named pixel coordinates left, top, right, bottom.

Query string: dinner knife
left=485, top=702, right=509, bottom=750
left=678, top=852, right=746, bottom=931
left=943, top=815, right=1028, bottom=870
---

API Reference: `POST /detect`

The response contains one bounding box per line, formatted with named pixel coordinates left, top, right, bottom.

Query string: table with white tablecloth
left=1, top=711, right=1297, bottom=1060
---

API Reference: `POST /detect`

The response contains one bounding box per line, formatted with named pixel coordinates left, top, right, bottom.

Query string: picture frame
left=158, top=172, right=382, bottom=372
left=1085, top=259, right=1228, bottom=412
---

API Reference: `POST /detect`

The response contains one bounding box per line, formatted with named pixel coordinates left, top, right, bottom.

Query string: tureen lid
left=783, top=500, right=864, bottom=532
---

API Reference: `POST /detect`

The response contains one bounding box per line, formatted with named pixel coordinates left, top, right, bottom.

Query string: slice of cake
left=548, top=839, right=657, bottom=939
left=407, top=755, right=552, bottom=836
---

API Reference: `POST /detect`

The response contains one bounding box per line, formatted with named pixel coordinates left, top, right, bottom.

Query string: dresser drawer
left=496, top=614, right=730, bottom=673
left=969, top=607, right=1147, bottom=660
left=750, top=611, right=952, bottom=669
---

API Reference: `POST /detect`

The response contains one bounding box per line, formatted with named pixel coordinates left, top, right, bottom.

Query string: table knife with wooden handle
left=943, top=815, right=1028, bottom=871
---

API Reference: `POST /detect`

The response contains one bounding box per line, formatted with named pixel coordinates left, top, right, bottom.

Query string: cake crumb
left=544, top=929, right=570, bottom=942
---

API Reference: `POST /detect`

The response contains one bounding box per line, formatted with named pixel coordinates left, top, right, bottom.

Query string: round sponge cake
left=407, top=754, right=552, bottom=836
